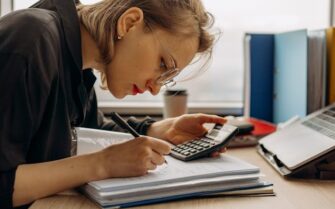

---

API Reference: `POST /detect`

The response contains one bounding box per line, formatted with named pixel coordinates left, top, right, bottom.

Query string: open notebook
left=76, top=128, right=273, bottom=208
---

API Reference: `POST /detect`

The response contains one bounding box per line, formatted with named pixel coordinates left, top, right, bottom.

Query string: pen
left=110, top=112, right=140, bottom=137
left=110, top=112, right=168, bottom=164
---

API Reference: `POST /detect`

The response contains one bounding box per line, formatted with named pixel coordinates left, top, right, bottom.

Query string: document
left=89, top=155, right=260, bottom=192
left=76, top=128, right=272, bottom=208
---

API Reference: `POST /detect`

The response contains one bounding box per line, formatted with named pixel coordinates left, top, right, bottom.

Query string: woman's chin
left=109, top=90, right=127, bottom=99
left=111, top=93, right=125, bottom=99
left=107, top=86, right=125, bottom=99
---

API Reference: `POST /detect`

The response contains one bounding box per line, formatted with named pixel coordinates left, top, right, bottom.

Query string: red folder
left=228, top=118, right=276, bottom=148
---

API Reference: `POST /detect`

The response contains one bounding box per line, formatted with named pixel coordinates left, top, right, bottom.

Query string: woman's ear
left=116, top=7, right=144, bottom=38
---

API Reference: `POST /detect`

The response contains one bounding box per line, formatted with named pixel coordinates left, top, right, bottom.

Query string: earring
left=117, top=35, right=122, bottom=40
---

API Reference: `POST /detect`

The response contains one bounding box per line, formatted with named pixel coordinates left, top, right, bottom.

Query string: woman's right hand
left=94, top=136, right=171, bottom=179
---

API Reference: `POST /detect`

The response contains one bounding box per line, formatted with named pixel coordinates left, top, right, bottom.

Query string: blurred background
left=1, top=0, right=331, bottom=115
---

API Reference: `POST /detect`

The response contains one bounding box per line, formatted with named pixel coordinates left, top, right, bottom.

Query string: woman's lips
left=132, top=85, right=144, bottom=95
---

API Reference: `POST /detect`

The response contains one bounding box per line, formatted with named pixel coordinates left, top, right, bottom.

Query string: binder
left=244, top=29, right=328, bottom=124
left=273, top=29, right=308, bottom=123
left=307, top=29, right=327, bottom=113
left=243, top=34, right=274, bottom=122
left=95, top=181, right=273, bottom=209
left=326, top=28, right=335, bottom=104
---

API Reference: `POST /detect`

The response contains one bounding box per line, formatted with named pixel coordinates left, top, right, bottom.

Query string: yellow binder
left=326, top=28, right=335, bottom=104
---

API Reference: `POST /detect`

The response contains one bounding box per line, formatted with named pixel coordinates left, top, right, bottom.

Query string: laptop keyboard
left=302, top=107, right=335, bottom=140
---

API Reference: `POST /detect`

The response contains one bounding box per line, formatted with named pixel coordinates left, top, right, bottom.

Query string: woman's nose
left=146, top=80, right=161, bottom=95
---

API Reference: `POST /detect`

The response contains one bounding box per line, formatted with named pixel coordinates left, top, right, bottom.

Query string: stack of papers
left=76, top=128, right=273, bottom=208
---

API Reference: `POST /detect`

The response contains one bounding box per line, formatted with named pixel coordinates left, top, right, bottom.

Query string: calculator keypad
left=170, top=124, right=238, bottom=161
left=172, top=138, right=217, bottom=156
left=172, top=138, right=216, bottom=156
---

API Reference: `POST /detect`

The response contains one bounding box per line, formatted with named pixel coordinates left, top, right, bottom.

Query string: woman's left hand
left=147, top=113, right=227, bottom=157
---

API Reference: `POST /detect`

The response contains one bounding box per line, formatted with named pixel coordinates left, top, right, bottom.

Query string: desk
left=29, top=147, right=335, bottom=209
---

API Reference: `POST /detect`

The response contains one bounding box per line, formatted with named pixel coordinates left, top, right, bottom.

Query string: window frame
left=331, top=0, right=335, bottom=25
left=0, top=0, right=12, bottom=16
left=99, top=101, right=243, bottom=115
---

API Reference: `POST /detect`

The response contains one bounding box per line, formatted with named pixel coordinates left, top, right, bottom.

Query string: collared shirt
left=0, top=0, right=155, bottom=208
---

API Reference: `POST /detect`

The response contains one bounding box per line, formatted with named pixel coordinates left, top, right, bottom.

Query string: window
left=4, top=0, right=331, bottom=115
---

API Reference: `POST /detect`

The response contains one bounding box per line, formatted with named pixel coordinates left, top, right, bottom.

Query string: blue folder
left=273, top=29, right=308, bottom=123
left=247, top=34, right=275, bottom=122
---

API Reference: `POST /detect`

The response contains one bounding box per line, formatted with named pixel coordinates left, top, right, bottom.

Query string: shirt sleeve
left=0, top=54, right=49, bottom=209
left=81, top=90, right=156, bottom=135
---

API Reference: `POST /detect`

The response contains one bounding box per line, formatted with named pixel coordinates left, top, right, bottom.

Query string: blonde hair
left=76, top=0, right=215, bottom=87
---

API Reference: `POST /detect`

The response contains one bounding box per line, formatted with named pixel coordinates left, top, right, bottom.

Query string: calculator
left=170, top=124, right=238, bottom=161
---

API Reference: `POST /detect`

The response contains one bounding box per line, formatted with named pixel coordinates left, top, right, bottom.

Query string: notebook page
left=95, top=173, right=262, bottom=198
left=76, top=127, right=133, bottom=155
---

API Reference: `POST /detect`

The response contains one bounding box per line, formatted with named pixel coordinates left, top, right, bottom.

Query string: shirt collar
left=31, top=0, right=83, bottom=71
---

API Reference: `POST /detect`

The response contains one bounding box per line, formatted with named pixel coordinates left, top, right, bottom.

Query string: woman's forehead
left=155, top=29, right=199, bottom=70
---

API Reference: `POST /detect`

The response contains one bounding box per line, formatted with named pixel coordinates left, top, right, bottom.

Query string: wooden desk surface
left=30, top=147, right=335, bottom=209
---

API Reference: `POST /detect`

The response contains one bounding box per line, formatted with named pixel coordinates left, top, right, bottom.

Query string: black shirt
left=0, top=0, right=155, bottom=208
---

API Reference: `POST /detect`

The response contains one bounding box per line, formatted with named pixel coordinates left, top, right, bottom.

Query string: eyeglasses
left=144, top=24, right=181, bottom=88
left=155, top=56, right=181, bottom=88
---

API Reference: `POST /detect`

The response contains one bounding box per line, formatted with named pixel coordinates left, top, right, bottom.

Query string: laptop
left=258, top=103, right=335, bottom=178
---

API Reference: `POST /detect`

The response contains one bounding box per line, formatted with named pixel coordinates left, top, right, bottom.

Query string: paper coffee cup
left=163, top=89, right=188, bottom=119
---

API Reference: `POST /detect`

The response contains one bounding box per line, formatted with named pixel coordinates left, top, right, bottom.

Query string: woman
left=0, top=0, right=226, bottom=208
